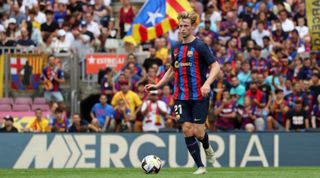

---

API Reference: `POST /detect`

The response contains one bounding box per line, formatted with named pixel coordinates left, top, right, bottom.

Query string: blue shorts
left=174, top=99, right=209, bottom=124
left=44, top=91, right=64, bottom=103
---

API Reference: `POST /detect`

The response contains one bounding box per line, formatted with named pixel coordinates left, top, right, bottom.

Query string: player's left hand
left=200, top=83, right=210, bottom=98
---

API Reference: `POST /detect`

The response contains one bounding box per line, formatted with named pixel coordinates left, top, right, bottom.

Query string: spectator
left=141, top=90, right=168, bottom=132
left=41, top=55, right=65, bottom=108
left=33, top=3, right=47, bottom=25
left=84, top=12, right=101, bottom=38
left=50, top=108, right=69, bottom=132
left=104, top=18, right=119, bottom=52
left=285, top=82, right=304, bottom=108
left=26, top=108, right=51, bottom=132
left=214, top=89, right=237, bottom=131
left=272, top=20, right=289, bottom=43
left=155, top=37, right=169, bottom=64
left=142, top=46, right=163, bottom=72
left=10, top=3, right=26, bottom=27
left=285, top=100, right=309, bottom=131
left=0, top=0, right=10, bottom=15
left=16, top=27, right=36, bottom=47
left=50, top=29, right=71, bottom=53
left=5, top=18, right=19, bottom=45
left=251, top=21, right=270, bottom=47
left=40, top=9, right=59, bottom=36
left=257, top=73, right=272, bottom=111
left=68, top=113, right=100, bottom=132
left=239, top=22, right=251, bottom=49
left=295, top=17, right=308, bottom=39
left=111, top=79, right=142, bottom=124
left=90, top=94, right=114, bottom=129
left=267, top=89, right=289, bottom=131
left=119, top=0, right=136, bottom=38
left=237, top=61, right=251, bottom=86
left=239, top=2, right=255, bottom=29
left=0, top=116, right=18, bottom=132
left=312, top=96, right=320, bottom=128
left=201, top=2, right=221, bottom=30
left=230, top=75, right=246, bottom=106
left=112, top=98, right=132, bottom=132
left=100, top=67, right=116, bottom=102
left=246, top=81, right=265, bottom=109
left=249, top=45, right=269, bottom=75
left=277, top=10, right=294, bottom=32
left=219, top=11, right=237, bottom=43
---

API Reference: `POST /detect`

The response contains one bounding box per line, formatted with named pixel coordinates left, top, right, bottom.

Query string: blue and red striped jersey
left=171, top=38, right=216, bottom=100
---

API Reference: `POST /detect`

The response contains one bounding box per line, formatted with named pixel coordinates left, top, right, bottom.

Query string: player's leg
left=193, top=99, right=216, bottom=165
left=174, top=101, right=204, bottom=170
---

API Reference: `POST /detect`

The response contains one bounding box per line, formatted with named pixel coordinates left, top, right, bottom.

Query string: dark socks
left=198, top=132, right=209, bottom=150
left=185, top=136, right=204, bottom=168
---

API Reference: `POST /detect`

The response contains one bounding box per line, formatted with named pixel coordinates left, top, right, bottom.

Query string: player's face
left=178, top=19, right=193, bottom=39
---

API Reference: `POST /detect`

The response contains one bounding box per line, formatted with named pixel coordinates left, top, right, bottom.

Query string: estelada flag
left=123, top=0, right=192, bottom=45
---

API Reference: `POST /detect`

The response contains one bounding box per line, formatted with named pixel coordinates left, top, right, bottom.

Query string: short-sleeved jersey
left=41, top=66, right=64, bottom=92
left=171, top=38, right=216, bottom=100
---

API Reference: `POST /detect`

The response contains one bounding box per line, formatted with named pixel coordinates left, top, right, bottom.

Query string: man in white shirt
left=84, top=12, right=101, bottom=38
left=251, top=21, right=270, bottom=47
left=279, top=10, right=294, bottom=32
left=141, top=90, right=168, bottom=132
left=50, top=29, right=71, bottom=53
left=33, top=3, right=46, bottom=24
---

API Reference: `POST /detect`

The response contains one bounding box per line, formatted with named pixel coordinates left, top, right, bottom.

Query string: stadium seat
left=0, top=98, right=14, bottom=105
left=15, top=97, right=32, bottom=105
left=33, top=97, right=47, bottom=105
left=12, top=105, right=31, bottom=111
left=0, top=104, right=12, bottom=111
left=31, top=104, right=50, bottom=112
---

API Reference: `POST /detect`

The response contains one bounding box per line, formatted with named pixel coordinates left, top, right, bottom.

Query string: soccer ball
left=141, top=155, right=162, bottom=174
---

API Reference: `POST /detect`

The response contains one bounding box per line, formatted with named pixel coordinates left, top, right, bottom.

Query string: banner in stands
left=0, top=133, right=320, bottom=168
left=0, top=54, right=4, bottom=97
left=306, top=0, right=320, bottom=50
left=85, top=54, right=126, bottom=74
left=9, top=54, right=48, bottom=91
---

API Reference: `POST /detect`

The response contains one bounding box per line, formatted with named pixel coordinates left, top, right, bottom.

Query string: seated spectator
left=285, top=100, right=309, bottom=131
left=230, top=75, right=246, bottom=106
left=68, top=113, right=100, bottom=132
left=100, top=67, right=115, bottom=103
left=50, top=29, right=71, bottom=53
left=41, top=9, right=59, bottom=36
left=312, top=96, right=320, bottom=128
left=0, top=116, right=18, bottom=133
left=141, top=90, right=168, bottom=132
left=251, top=21, right=270, bottom=47
left=214, top=90, right=237, bottom=131
left=142, top=46, right=163, bottom=72
left=237, top=97, right=264, bottom=132
left=267, top=89, right=289, bottom=131
left=112, top=98, right=132, bottom=132
left=16, top=27, right=36, bottom=47
left=25, top=108, right=51, bottom=132
left=50, top=108, right=69, bottom=132
left=90, top=94, right=114, bottom=129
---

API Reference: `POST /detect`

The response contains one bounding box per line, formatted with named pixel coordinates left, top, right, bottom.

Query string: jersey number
left=174, top=104, right=182, bottom=115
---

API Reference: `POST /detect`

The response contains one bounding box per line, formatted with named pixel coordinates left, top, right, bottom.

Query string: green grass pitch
left=1, top=167, right=320, bottom=178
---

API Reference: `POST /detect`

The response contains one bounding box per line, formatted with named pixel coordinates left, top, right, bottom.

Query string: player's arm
left=145, top=67, right=174, bottom=91
left=201, top=61, right=220, bottom=97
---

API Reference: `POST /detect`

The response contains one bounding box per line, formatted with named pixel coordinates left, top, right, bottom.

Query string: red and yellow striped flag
left=123, top=0, right=192, bottom=45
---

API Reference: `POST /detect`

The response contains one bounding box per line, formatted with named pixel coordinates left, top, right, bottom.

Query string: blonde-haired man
left=145, top=11, right=220, bottom=174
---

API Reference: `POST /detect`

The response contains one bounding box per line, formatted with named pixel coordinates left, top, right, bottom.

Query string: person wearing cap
left=0, top=116, right=18, bottom=132
left=285, top=100, right=309, bottom=132
left=5, top=17, right=19, bottom=44
left=141, top=90, right=168, bottom=132
left=50, top=29, right=71, bottom=53
left=239, top=2, right=255, bottom=28
left=111, top=79, right=142, bottom=118
left=9, top=3, right=26, bottom=27
left=267, top=89, right=289, bottom=131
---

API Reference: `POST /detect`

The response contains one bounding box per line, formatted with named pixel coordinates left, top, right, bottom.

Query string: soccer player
left=145, top=11, right=220, bottom=174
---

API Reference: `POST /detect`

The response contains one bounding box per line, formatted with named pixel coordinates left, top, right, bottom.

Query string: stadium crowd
left=1, top=0, right=320, bottom=133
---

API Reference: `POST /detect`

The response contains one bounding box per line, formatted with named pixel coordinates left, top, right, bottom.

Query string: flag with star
left=123, top=0, right=192, bottom=45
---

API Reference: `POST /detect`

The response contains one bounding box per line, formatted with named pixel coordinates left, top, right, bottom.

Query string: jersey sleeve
left=197, top=41, right=216, bottom=65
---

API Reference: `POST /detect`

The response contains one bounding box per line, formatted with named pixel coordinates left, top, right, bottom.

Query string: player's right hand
left=144, top=84, right=158, bottom=93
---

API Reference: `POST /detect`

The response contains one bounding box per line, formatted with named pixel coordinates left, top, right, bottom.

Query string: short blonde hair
left=177, top=11, right=198, bottom=25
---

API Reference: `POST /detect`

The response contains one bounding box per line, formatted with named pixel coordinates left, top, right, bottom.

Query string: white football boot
left=205, top=145, right=216, bottom=166
left=193, top=167, right=207, bottom=174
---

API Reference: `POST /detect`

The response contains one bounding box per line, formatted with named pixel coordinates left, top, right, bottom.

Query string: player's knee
left=245, top=123, right=255, bottom=132
left=182, top=123, right=193, bottom=137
